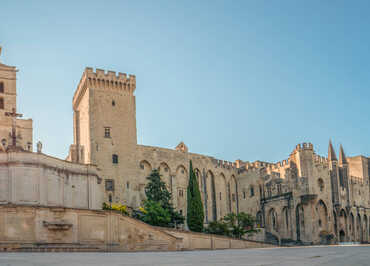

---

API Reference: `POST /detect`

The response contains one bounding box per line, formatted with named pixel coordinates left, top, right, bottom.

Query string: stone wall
left=162, top=228, right=275, bottom=250
left=0, top=205, right=179, bottom=252
left=0, top=151, right=102, bottom=210
left=0, top=205, right=274, bottom=252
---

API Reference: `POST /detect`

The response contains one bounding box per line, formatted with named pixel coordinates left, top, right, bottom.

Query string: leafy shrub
left=102, top=202, right=129, bottom=215
left=205, top=212, right=258, bottom=239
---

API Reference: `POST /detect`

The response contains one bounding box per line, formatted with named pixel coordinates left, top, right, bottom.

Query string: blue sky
left=1, top=0, right=369, bottom=162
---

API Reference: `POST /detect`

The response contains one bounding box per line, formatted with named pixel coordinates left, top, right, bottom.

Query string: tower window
left=112, top=154, right=118, bottom=164
left=112, top=100, right=115, bottom=106
left=0, top=82, right=4, bottom=93
left=27, top=142, right=32, bottom=151
left=0, top=98, right=3, bottom=109
left=126, top=181, right=130, bottom=189
left=104, top=127, right=111, bottom=138
left=250, top=186, right=255, bottom=197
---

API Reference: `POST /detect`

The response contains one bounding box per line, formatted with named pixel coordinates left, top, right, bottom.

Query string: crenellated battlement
left=85, top=67, right=136, bottom=85
left=271, top=159, right=290, bottom=169
left=313, top=154, right=328, bottom=164
left=294, top=142, right=314, bottom=151
left=215, top=159, right=237, bottom=169
left=73, top=67, right=136, bottom=108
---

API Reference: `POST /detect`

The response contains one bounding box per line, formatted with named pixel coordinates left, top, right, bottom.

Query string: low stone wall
left=0, top=205, right=274, bottom=252
left=0, top=205, right=179, bottom=252
left=162, top=228, right=275, bottom=250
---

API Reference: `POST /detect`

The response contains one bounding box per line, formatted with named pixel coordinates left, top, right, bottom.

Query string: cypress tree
left=142, top=169, right=184, bottom=227
left=187, top=160, right=204, bottom=232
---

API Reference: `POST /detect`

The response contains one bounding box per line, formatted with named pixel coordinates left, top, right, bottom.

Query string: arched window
left=0, top=82, right=4, bottom=93
left=112, top=154, right=118, bottom=164
left=0, top=98, right=4, bottom=109
left=268, top=209, right=278, bottom=231
left=256, top=211, right=263, bottom=228
left=318, top=178, right=324, bottom=192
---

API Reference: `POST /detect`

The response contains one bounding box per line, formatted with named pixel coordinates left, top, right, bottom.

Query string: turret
left=339, top=144, right=348, bottom=166
left=328, top=140, right=340, bottom=205
left=338, top=144, right=350, bottom=205
left=328, top=140, right=337, bottom=162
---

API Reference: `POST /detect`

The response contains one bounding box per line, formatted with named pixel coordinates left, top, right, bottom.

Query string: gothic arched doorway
left=339, top=230, right=346, bottom=242
left=296, top=204, right=304, bottom=241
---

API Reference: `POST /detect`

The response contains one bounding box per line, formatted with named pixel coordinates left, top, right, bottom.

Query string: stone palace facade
left=66, top=66, right=370, bottom=245
left=0, top=49, right=369, bottom=246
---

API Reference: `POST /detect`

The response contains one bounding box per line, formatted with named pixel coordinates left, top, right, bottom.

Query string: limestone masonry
left=0, top=49, right=369, bottom=248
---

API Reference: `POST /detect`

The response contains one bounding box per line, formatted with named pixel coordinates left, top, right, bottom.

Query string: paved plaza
left=0, top=245, right=369, bottom=266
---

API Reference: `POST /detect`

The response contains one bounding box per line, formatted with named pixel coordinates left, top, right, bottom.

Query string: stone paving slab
left=0, top=245, right=370, bottom=266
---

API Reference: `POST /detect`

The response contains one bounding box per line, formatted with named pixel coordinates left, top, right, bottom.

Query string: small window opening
left=250, top=186, right=255, bottom=197
left=112, top=154, right=118, bottom=164
left=104, top=127, right=111, bottom=138
left=105, top=179, right=114, bottom=191
left=0, top=98, right=4, bottom=110
left=126, top=182, right=130, bottom=189
left=112, top=100, right=115, bottom=106
left=0, top=82, right=4, bottom=93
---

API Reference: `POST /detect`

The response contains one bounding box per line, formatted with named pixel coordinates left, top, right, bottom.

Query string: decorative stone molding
left=43, top=221, right=73, bottom=231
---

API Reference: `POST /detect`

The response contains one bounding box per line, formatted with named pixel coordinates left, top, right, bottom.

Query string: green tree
left=141, top=200, right=171, bottom=227
left=186, top=160, right=204, bottom=232
left=223, top=212, right=257, bottom=239
left=140, top=169, right=184, bottom=227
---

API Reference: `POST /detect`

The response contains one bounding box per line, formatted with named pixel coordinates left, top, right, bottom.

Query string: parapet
left=294, top=142, right=314, bottom=151
left=73, top=67, right=136, bottom=108
left=215, top=159, right=237, bottom=169
left=313, top=154, right=328, bottom=165
left=85, top=67, right=136, bottom=91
